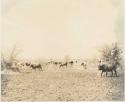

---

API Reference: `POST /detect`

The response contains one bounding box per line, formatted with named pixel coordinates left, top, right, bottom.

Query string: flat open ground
left=1, top=64, right=124, bottom=101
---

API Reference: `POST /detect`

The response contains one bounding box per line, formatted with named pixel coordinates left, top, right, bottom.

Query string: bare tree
left=8, top=44, right=21, bottom=63
left=1, top=43, right=22, bottom=69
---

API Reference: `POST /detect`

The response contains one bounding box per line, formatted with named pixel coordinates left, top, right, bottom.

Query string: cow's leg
left=114, top=70, right=117, bottom=77
left=111, top=71, right=113, bottom=77
left=101, top=71, right=103, bottom=77
left=31, top=68, right=33, bottom=71
left=40, top=67, right=42, bottom=71
left=106, top=71, right=108, bottom=77
left=40, top=67, right=43, bottom=71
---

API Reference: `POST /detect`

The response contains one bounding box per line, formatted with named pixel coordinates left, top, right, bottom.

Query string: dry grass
left=1, top=64, right=124, bottom=101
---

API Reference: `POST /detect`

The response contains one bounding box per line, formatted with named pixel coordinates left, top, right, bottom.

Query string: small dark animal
left=54, top=62, right=58, bottom=65
left=25, top=62, right=30, bottom=66
left=58, top=62, right=62, bottom=65
left=69, top=61, right=73, bottom=65
left=30, top=64, right=43, bottom=71
left=81, top=62, right=87, bottom=69
left=60, top=62, right=68, bottom=68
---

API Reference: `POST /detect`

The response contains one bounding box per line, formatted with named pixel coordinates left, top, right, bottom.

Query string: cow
left=30, top=64, right=43, bottom=71
left=59, top=62, right=68, bottom=68
left=98, top=61, right=117, bottom=77
left=69, top=61, right=74, bottom=66
left=25, top=62, right=31, bottom=66
left=54, top=62, right=58, bottom=65
left=81, top=62, right=87, bottom=69
left=58, top=62, right=62, bottom=65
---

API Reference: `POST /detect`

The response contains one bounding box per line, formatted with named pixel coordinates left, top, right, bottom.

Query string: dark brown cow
left=81, top=62, right=87, bottom=69
left=98, top=61, right=118, bottom=77
left=60, top=62, right=68, bottom=68
left=54, top=62, right=58, bottom=65
left=25, top=62, right=31, bottom=66
left=30, top=64, right=43, bottom=71
left=69, top=61, right=74, bottom=65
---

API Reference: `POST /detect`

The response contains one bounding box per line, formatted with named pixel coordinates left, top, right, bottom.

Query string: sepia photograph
left=1, top=0, right=124, bottom=101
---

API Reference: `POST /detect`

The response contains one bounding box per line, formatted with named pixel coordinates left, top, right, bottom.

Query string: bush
left=99, top=43, right=123, bottom=67
left=1, top=44, right=21, bottom=70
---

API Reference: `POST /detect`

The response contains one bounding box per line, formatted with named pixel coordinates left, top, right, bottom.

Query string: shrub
left=99, top=43, right=123, bottom=67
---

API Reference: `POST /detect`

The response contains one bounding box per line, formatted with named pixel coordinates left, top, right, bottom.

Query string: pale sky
left=1, top=0, right=123, bottom=59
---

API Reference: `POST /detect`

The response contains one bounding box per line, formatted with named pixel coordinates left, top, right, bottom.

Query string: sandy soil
left=1, top=65, right=124, bottom=101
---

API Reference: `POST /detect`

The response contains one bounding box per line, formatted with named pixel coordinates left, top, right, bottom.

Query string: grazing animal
left=69, top=61, right=74, bottom=65
left=30, top=64, right=43, bottom=71
left=60, top=62, right=68, bottom=68
left=81, top=62, right=87, bottom=69
left=58, top=62, right=62, bottom=65
left=54, top=62, right=58, bottom=65
left=98, top=61, right=117, bottom=77
left=25, top=62, right=31, bottom=66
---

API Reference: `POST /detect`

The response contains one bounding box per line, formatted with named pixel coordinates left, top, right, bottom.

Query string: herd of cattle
left=2, top=60, right=87, bottom=72
left=2, top=59, right=122, bottom=77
